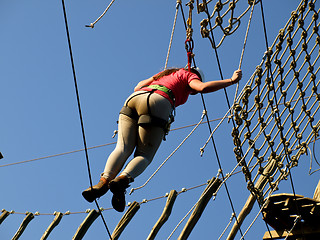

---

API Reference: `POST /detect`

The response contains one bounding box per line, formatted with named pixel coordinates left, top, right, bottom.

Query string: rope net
left=196, top=0, right=320, bottom=238
left=198, top=0, right=259, bottom=48
left=197, top=0, right=320, bottom=211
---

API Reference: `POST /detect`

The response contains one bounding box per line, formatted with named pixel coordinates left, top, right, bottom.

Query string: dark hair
left=153, top=68, right=181, bottom=80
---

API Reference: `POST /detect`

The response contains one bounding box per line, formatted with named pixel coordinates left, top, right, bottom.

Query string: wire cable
left=202, top=1, right=247, bottom=238
left=61, top=0, right=112, bottom=238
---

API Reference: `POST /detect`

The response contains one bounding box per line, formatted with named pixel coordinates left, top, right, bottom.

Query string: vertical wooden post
left=313, top=180, right=320, bottom=201
left=147, top=190, right=178, bottom=240
left=227, top=159, right=277, bottom=240
left=177, top=177, right=221, bottom=240
left=111, top=201, right=140, bottom=240
left=72, top=209, right=99, bottom=240
left=12, top=212, right=34, bottom=240
left=0, top=210, right=10, bottom=226
left=41, top=212, right=63, bottom=240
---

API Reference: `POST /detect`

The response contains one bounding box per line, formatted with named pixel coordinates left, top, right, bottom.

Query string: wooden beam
left=147, top=190, right=178, bottom=240
left=227, top=159, right=277, bottom=240
left=263, top=229, right=294, bottom=239
left=111, top=201, right=140, bottom=240
left=41, top=212, right=63, bottom=240
left=72, top=209, right=99, bottom=240
left=0, top=210, right=10, bottom=225
left=12, top=212, right=34, bottom=240
left=313, top=180, right=320, bottom=201
left=263, top=226, right=320, bottom=239
left=177, top=177, right=221, bottom=240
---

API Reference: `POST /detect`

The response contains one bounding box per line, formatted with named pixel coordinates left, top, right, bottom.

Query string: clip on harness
left=119, top=85, right=175, bottom=140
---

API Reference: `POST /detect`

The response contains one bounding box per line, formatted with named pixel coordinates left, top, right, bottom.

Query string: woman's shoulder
left=176, top=68, right=198, bottom=80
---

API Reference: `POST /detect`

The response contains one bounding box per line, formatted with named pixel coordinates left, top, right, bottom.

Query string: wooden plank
left=111, top=201, right=140, bottom=240
left=12, top=212, right=34, bottom=240
left=177, top=177, right=221, bottom=240
left=40, top=212, right=63, bottom=240
left=263, top=226, right=320, bottom=239
left=227, top=159, right=277, bottom=240
left=0, top=210, right=10, bottom=225
left=262, top=194, right=320, bottom=231
left=147, top=190, right=178, bottom=240
left=313, top=180, right=320, bottom=201
left=263, top=229, right=293, bottom=239
left=72, top=209, right=99, bottom=240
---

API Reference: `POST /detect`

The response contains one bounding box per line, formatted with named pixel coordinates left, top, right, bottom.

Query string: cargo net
left=226, top=0, right=320, bottom=206
left=198, top=0, right=259, bottom=48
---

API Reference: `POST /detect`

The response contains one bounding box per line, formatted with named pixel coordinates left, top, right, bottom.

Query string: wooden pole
left=12, top=212, right=34, bottom=240
left=227, top=159, right=277, bottom=240
left=177, top=177, right=221, bottom=240
left=111, top=201, right=140, bottom=240
left=41, top=212, right=63, bottom=240
left=147, top=190, right=178, bottom=240
left=313, top=180, right=320, bottom=201
left=72, top=209, right=99, bottom=240
left=0, top=210, right=10, bottom=226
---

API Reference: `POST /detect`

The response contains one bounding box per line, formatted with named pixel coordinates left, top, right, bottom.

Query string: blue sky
left=1, top=0, right=319, bottom=239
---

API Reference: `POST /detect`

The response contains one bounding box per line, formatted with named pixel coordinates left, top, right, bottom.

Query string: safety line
left=130, top=111, right=206, bottom=194
left=167, top=171, right=222, bottom=239
left=234, top=1, right=256, bottom=104
left=6, top=179, right=210, bottom=216
left=165, top=0, right=180, bottom=69
left=1, top=94, right=315, bottom=169
left=60, top=0, right=112, bottom=238
left=202, top=1, right=247, bottom=238
left=177, top=2, right=245, bottom=238
left=0, top=142, right=116, bottom=168
left=309, top=135, right=320, bottom=174
left=85, top=0, right=117, bottom=28
left=239, top=188, right=277, bottom=240
left=181, top=1, right=248, bottom=238
left=238, top=1, right=256, bottom=69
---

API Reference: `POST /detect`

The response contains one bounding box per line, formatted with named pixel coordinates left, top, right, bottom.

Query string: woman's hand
left=189, top=69, right=243, bottom=93
left=231, top=69, right=242, bottom=84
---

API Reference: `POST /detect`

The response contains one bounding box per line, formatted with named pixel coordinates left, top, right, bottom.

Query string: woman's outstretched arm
left=189, top=69, right=242, bottom=93
left=134, top=77, right=154, bottom=91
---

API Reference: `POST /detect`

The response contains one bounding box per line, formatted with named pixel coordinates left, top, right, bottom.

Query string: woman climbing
left=82, top=67, right=242, bottom=212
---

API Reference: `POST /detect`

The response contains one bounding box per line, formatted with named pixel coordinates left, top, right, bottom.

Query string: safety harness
left=119, top=85, right=175, bottom=140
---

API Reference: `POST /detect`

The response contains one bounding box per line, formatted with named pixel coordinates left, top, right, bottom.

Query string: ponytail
left=153, top=68, right=181, bottom=80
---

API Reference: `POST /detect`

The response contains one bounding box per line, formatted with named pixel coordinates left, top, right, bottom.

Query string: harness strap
left=138, top=115, right=168, bottom=129
left=120, top=106, right=168, bottom=128
left=119, top=106, right=139, bottom=120
left=125, top=91, right=149, bottom=107
left=119, top=89, right=175, bottom=140
left=147, top=85, right=176, bottom=106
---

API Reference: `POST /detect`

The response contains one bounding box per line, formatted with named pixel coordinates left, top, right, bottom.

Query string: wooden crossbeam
left=12, top=212, right=34, bottom=240
left=41, top=212, right=63, bottom=240
left=178, top=177, right=221, bottom=240
left=147, top=190, right=178, bottom=240
left=111, top=201, right=140, bottom=240
left=72, top=209, right=99, bottom=240
left=263, top=226, right=320, bottom=239
left=0, top=210, right=10, bottom=225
